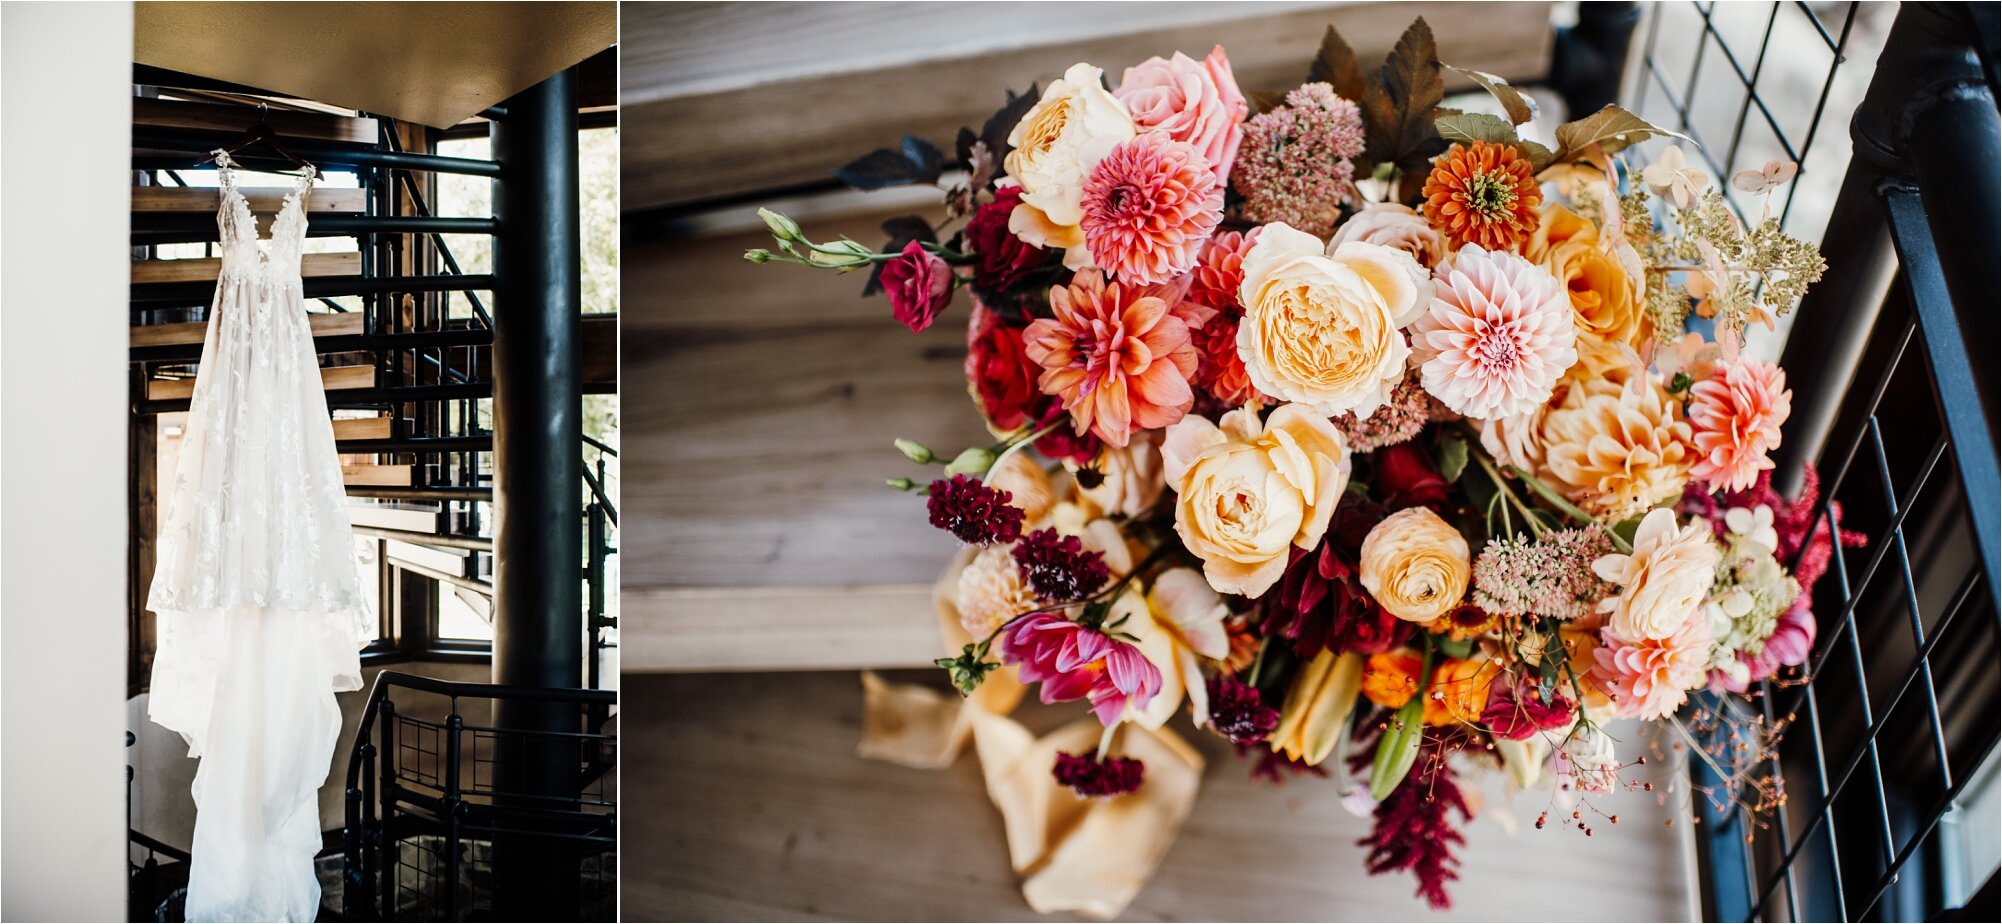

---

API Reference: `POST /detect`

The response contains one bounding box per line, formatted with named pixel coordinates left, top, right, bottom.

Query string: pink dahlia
left=1023, top=269, right=1198, bottom=448
left=1592, top=610, right=1712, bottom=720
left=999, top=612, right=1163, bottom=726
left=1687, top=355, right=1791, bottom=492
left=1115, top=45, right=1248, bottom=183
left=1409, top=245, right=1577, bottom=420
left=1078, top=133, right=1224, bottom=286
left=1185, top=228, right=1265, bottom=407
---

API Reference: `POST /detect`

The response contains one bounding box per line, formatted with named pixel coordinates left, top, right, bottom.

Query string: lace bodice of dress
left=213, top=150, right=316, bottom=282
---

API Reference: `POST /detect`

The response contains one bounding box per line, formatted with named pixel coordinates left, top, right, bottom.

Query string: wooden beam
left=132, top=96, right=378, bottom=144
left=131, top=251, right=361, bottom=285
left=341, top=464, right=414, bottom=487
left=130, top=311, right=363, bottom=348
left=582, top=313, right=618, bottom=386
left=132, top=185, right=366, bottom=213
left=622, top=585, right=943, bottom=673
left=621, top=1, right=1556, bottom=210
left=144, top=363, right=373, bottom=401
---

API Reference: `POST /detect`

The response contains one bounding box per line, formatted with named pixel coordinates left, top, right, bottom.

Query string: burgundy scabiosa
left=1000, top=612, right=1161, bottom=725
left=926, top=475, right=1025, bottom=546
left=1011, top=527, right=1111, bottom=601
left=1052, top=751, right=1146, bottom=798
left=1205, top=674, right=1280, bottom=744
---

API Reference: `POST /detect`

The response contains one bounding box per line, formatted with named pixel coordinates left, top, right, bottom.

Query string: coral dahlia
left=1687, top=355, right=1791, bottom=493
left=1592, top=608, right=1713, bottom=720
left=1079, top=133, right=1225, bottom=285
left=1421, top=141, right=1542, bottom=253
left=1185, top=229, right=1264, bottom=407
left=1023, top=269, right=1198, bottom=448
left=1409, top=245, right=1577, bottom=419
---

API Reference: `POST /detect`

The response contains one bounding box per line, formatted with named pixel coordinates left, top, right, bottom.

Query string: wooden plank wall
left=623, top=2, right=1559, bottom=673
left=621, top=1, right=1557, bottom=210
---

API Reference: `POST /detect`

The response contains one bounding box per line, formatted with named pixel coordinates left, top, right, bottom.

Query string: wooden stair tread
left=132, top=97, right=377, bottom=145
left=330, top=417, right=396, bottom=440
left=132, top=185, right=365, bottom=213
left=582, top=313, right=617, bottom=385
left=132, top=251, right=361, bottom=285
left=131, top=311, right=363, bottom=348
left=340, top=464, right=414, bottom=487
left=145, top=363, right=373, bottom=401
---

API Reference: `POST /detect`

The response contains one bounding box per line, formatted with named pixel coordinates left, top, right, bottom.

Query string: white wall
left=1, top=2, right=138, bottom=920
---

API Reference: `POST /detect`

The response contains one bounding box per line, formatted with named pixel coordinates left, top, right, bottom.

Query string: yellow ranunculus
left=1161, top=403, right=1351, bottom=598
left=1235, top=223, right=1428, bottom=417
left=1358, top=507, right=1471, bottom=623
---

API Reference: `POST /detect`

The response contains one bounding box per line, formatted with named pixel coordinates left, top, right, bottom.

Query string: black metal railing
left=341, top=671, right=617, bottom=921
left=1623, top=3, right=2001, bottom=921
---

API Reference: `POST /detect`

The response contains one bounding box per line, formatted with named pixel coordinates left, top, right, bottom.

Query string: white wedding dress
left=147, top=152, right=374, bottom=923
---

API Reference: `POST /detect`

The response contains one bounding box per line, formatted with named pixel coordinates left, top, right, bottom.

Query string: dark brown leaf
left=1361, top=17, right=1449, bottom=172
left=1308, top=25, right=1368, bottom=102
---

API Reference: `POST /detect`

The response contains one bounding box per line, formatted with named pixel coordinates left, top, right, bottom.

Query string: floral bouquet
left=749, top=17, right=1854, bottom=913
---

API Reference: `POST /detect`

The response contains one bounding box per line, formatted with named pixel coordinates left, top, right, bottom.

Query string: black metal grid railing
left=1625, top=3, right=2002, bottom=921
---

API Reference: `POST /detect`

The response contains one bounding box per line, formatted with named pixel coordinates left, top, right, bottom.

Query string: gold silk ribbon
left=855, top=549, right=1206, bottom=918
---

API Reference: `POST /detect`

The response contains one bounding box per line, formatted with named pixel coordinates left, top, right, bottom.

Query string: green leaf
left=1435, top=635, right=1475, bottom=660
left=1434, top=110, right=1518, bottom=146
left=1369, top=695, right=1427, bottom=800
left=1612, top=514, right=1644, bottom=548
left=1361, top=17, right=1449, bottom=171
left=1551, top=105, right=1693, bottom=162
left=1435, top=431, right=1469, bottom=483
left=1448, top=66, right=1538, bottom=125
left=1520, top=138, right=1558, bottom=172
left=1309, top=24, right=1369, bottom=103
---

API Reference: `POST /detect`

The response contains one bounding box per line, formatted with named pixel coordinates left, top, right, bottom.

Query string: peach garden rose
left=1162, top=403, right=1351, bottom=597
left=1236, top=223, right=1428, bottom=417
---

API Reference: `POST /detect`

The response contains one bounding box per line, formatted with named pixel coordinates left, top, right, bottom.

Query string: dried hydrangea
left=1233, top=82, right=1364, bottom=235
left=1471, top=526, right=1619, bottom=622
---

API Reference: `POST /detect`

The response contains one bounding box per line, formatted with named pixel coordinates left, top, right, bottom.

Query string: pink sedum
left=1408, top=245, right=1577, bottom=420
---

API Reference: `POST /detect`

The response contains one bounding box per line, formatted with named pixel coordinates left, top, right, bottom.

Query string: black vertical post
left=1549, top=1, right=1641, bottom=119
left=489, top=67, right=582, bottom=918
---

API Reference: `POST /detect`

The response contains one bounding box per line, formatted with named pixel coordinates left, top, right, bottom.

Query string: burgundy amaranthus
left=1261, top=495, right=1413, bottom=657
left=926, top=475, right=1025, bottom=545
left=1349, top=720, right=1473, bottom=909
left=1012, top=528, right=1112, bottom=601
left=1206, top=674, right=1280, bottom=744
left=1053, top=751, right=1145, bottom=797
left=1679, top=467, right=1866, bottom=595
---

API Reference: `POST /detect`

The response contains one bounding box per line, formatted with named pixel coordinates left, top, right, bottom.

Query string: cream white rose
left=1005, top=62, right=1136, bottom=264
left=1237, top=223, right=1426, bottom=417
left=1592, top=508, right=1722, bottom=641
left=1163, top=403, right=1350, bottom=597
left=1358, top=507, right=1470, bottom=623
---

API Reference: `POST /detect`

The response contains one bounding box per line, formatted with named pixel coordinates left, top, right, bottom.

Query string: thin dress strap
left=294, top=162, right=317, bottom=203
left=211, top=149, right=237, bottom=195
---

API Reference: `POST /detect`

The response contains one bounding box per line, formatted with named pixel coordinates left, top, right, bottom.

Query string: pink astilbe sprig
left=1348, top=718, right=1473, bottom=909
left=1079, top=133, right=1225, bottom=285
left=1234, top=82, right=1365, bottom=235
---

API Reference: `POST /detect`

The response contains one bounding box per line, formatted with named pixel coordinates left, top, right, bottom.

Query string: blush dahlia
left=1078, top=133, right=1225, bottom=286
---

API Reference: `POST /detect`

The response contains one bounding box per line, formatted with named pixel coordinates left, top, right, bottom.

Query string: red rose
left=967, top=186, right=1047, bottom=297
left=1031, top=399, right=1102, bottom=465
left=882, top=240, right=953, bottom=333
left=965, top=302, right=1041, bottom=431
left=1374, top=441, right=1450, bottom=509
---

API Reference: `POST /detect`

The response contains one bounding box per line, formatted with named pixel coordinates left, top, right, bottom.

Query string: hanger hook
left=258, top=100, right=269, bottom=124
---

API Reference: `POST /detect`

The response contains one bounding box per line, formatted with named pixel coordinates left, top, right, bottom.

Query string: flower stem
left=982, top=418, right=1065, bottom=486
left=1095, top=722, right=1119, bottom=761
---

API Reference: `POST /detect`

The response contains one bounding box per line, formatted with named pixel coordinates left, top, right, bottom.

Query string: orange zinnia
left=1421, top=141, right=1542, bottom=253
